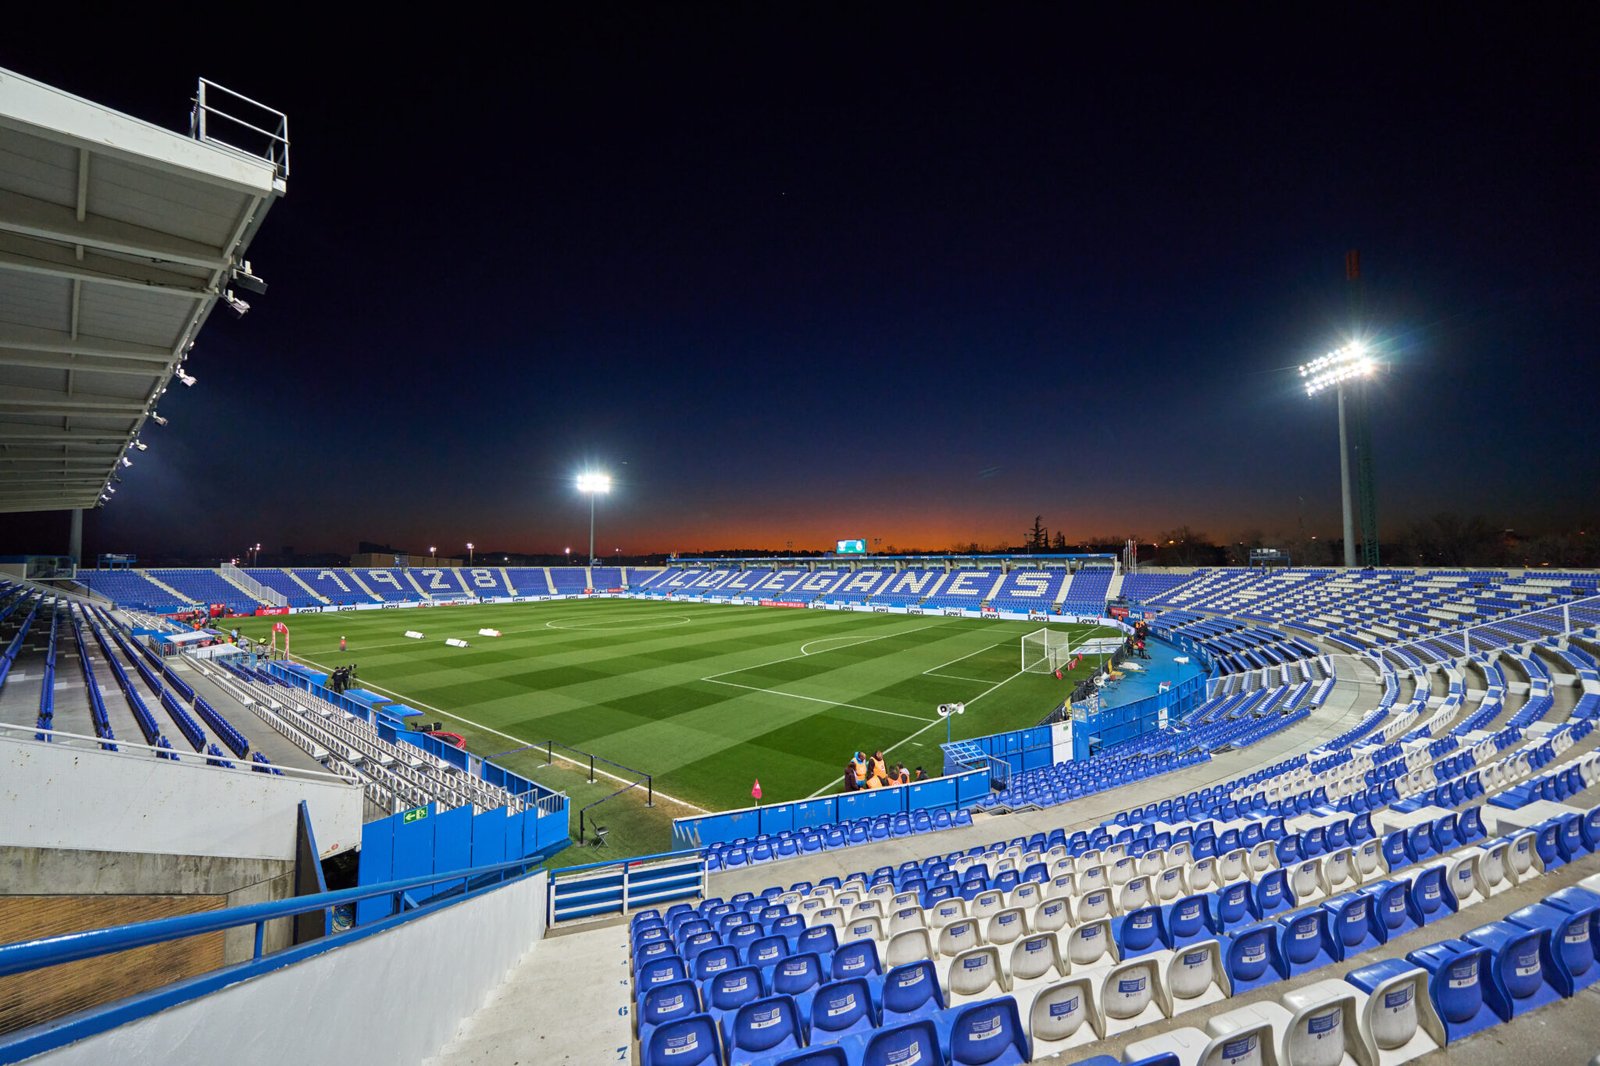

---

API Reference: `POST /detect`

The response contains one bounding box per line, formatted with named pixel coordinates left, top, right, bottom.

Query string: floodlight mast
left=577, top=472, right=612, bottom=565
left=1299, top=342, right=1375, bottom=567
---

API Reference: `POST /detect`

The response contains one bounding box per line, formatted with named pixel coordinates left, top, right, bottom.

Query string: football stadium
left=3, top=19, right=1600, bottom=1066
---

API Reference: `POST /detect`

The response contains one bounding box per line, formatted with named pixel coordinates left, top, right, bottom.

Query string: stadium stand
left=7, top=561, right=1600, bottom=1065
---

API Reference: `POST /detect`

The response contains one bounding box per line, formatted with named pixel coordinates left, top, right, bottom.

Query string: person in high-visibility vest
left=339, top=635, right=347, bottom=652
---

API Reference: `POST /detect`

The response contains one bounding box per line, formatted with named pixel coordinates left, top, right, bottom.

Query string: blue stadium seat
left=1506, top=901, right=1599, bottom=996
left=846, top=1018, right=943, bottom=1066
left=704, top=966, right=766, bottom=1014
left=1277, top=907, right=1336, bottom=975
left=723, top=995, right=804, bottom=1066
left=937, top=996, right=1031, bottom=1065
left=695, top=946, right=741, bottom=980
left=805, top=977, right=878, bottom=1044
left=1463, top=921, right=1563, bottom=1017
left=771, top=953, right=824, bottom=1000
left=1225, top=923, right=1287, bottom=994
left=881, top=959, right=945, bottom=1024
left=639, top=981, right=702, bottom=1050
left=1408, top=940, right=1504, bottom=1042
left=644, top=1013, right=723, bottom=1066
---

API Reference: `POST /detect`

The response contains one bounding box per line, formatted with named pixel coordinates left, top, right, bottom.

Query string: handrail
left=0, top=855, right=540, bottom=979
left=550, top=847, right=702, bottom=879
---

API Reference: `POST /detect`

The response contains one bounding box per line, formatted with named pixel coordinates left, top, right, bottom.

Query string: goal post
left=1021, top=628, right=1074, bottom=674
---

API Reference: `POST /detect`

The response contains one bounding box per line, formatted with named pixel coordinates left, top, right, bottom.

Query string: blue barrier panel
left=483, top=762, right=506, bottom=789
left=377, top=722, right=397, bottom=744
left=504, top=809, right=529, bottom=858
left=905, top=776, right=958, bottom=812
left=392, top=804, right=436, bottom=887
left=471, top=807, right=507, bottom=869
left=432, top=805, right=472, bottom=884
left=531, top=807, right=569, bottom=855
left=956, top=769, right=991, bottom=806
left=837, top=788, right=900, bottom=821
left=758, top=802, right=795, bottom=836
left=793, top=797, right=838, bottom=830
left=355, top=817, right=396, bottom=925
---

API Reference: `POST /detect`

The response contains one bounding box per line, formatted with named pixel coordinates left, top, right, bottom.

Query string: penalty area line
left=803, top=665, right=1032, bottom=799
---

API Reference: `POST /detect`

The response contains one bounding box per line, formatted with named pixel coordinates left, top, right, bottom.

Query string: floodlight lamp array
left=1299, top=342, right=1376, bottom=396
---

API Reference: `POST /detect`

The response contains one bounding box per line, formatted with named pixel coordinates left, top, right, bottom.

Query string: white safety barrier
left=403, top=631, right=425, bottom=640
left=445, top=638, right=469, bottom=648
left=478, top=628, right=502, bottom=637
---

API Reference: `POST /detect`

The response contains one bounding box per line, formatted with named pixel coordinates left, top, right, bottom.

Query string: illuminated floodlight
left=577, top=472, right=612, bottom=564
left=1300, top=341, right=1375, bottom=396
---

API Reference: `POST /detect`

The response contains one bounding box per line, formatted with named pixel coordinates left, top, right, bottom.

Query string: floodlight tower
left=1300, top=342, right=1377, bottom=567
left=577, top=472, right=612, bottom=564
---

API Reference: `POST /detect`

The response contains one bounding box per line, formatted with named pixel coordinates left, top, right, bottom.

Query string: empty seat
left=643, top=1013, right=723, bottom=1066
left=1026, top=976, right=1101, bottom=1057
left=947, top=944, right=1008, bottom=1005
left=704, top=966, right=766, bottom=1014
left=1162, top=939, right=1229, bottom=1014
left=881, top=959, right=945, bottom=1024
left=1407, top=940, right=1503, bottom=1042
left=806, top=977, right=878, bottom=1044
left=1344, top=959, right=1444, bottom=1064
left=941, top=995, right=1031, bottom=1066
left=1096, top=955, right=1168, bottom=1035
left=1462, top=920, right=1561, bottom=1018
left=723, top=995, right=804, bottom=1065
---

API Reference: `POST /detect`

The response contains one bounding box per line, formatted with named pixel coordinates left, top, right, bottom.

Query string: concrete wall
left=0, top=734, right=362, bottom=861
left=31, top=872, right=549, bottom=1066
left=0, top=845, right=297, bottom=963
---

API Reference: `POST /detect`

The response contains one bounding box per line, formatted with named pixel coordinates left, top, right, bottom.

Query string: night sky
left=4, top=9, right=1596, bottom=559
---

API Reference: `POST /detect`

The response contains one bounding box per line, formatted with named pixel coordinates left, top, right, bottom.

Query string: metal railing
left=190, top=78, right=290, bottom=178
left=220, top=562, right=286, bottom=606
left=0, top=857, right=541, bottom=1062
left=547, top=849, right=704, bottom=925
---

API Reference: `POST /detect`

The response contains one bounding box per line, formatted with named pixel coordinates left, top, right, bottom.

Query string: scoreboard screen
left=836, top=539, right=867, bottom=554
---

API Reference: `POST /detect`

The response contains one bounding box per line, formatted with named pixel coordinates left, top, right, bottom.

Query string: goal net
left=1021, top=628, right=1074, bottom=674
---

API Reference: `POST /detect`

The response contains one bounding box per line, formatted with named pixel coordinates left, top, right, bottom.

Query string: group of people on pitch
left=843, top=750, right=927, bottom=791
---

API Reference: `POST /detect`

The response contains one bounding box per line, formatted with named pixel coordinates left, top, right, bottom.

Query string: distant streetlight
left=1300, top=341, right=1377, bottom=568
left=577, top=472, right=612, bottom=564
left=467, top=541, right=475, bottom=566
left=429, top=545, right=437, bottom=564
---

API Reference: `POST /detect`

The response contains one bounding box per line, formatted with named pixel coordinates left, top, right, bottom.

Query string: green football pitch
left=235, top=600, right=1113, bottom=812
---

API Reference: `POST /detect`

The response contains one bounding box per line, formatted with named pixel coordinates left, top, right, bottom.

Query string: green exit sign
left=402, top=806, right=429, bottom=824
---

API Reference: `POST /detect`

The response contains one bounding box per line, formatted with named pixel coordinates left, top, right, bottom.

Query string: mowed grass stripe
left=237, top=600, right=1109, bottom=809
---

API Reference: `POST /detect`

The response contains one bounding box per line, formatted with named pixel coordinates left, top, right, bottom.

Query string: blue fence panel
left=531, top=808, right=569, bottom=855
left=836, top=788, right=900, bottom=821
left=793, top=797, right=838, bottom=829
left=355, top=817, right=396, bottom=925
left=904, top=776, right=958, bottom=812
left=956, top=769, right=991, bottom=806
left=471, top=807, right=507, bottom=869
left=391, top=805, right=436, bottom=887
left=432, top=804, right=472, bottom=878
left=758, top=803, right=795, bottom=836
left=504, top=809, right=528, bottom=857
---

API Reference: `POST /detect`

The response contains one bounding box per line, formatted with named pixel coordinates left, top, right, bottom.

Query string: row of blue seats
left=705, top=809, right=976, bottom=871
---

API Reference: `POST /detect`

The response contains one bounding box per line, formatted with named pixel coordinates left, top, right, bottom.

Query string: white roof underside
left=0, top=68, right=285, bottom=513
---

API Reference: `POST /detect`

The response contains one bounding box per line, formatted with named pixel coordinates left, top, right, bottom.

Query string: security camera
left=132, top=439, right=148, bottom=451
left=176, top=370, right=197, bottom=387
left=121, top=455, right=133, bottom=467
left=151, top=413, right=169, bottom=426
